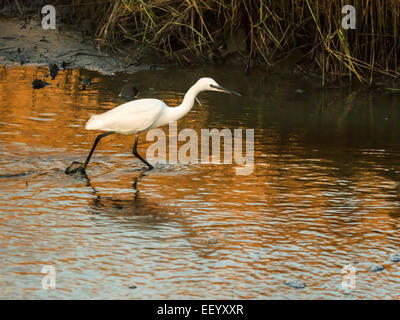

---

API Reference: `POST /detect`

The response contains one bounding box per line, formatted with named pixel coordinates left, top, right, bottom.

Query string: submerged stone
left=65, top=161, right=86, bottom=175
left=285, top=280, right=306, bottom=289
left=343, top=289, right=352, bottom=295
left=81, top=77, right=92, bottom=85
left=81, top=78, right=92, bottom=90
left=32, top=79, right=50, bottom=89
left=49, top=63, right=59, bottom=80
left=369, top=265, right=385, bottom=272
left=61, top=61, right=69, bottom=70
left=119, top=84, right=139, bottom=101
left=389, top=254, right=400, bottom=263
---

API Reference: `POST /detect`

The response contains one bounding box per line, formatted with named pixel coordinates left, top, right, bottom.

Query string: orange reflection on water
left=1, top=66, right=400, bottom=299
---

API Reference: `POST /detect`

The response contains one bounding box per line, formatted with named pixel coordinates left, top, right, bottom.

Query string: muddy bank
left=0, top=16, right=161, bottom=75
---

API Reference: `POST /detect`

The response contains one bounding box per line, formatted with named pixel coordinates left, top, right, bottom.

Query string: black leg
left=132, top=135, right=153, bottom=169
left=83, top=131, right=115, bottom=170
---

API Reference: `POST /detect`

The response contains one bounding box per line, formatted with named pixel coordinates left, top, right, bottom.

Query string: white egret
left=65, top=77, right=240, bottom=174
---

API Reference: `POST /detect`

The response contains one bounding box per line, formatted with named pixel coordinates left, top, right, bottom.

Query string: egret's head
left=195, top=77, right=241, bottom=96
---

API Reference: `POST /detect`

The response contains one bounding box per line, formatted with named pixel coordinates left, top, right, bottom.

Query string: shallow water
left=1, top=65, right=400, bottom=299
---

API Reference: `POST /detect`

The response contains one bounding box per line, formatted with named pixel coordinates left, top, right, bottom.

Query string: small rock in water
left=61, top=61, right=69, bottom=70
left=284, top=280, right=306, bottom=289
left=65, top=161, right=86, bottom=175
left=369, top=265, right=385, bottom=272
left=32, top=79, right=50, bottom=89
left=81, top=78, right=92, bottom=90
left=389, top=254, right=400, bottom=263
left=49, top=63, right=59, bottom=80
left=119, top=84, right=139, bottom=101
left=343, top=289, right=352, bottom=295
left=81, top=77, right=92, bottom=86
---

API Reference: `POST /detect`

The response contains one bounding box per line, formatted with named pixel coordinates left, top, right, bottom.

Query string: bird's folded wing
left=86, top=99, right=165, bottom=134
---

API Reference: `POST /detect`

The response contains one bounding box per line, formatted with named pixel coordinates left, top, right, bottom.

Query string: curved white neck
left=167, top=84, right=201, bottom=122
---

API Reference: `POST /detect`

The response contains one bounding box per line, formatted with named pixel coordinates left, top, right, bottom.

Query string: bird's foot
left=65, top=161, right=86, bottom=176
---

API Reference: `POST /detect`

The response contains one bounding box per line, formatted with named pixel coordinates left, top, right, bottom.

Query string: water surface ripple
left=1, top=66, right=400, bottom=299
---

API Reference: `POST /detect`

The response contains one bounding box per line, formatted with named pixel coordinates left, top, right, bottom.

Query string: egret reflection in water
left=86, top=172, right=175, bottom=218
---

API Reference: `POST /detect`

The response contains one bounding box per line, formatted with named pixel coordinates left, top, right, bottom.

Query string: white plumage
left=85, top=78, right=240, bottom=135
left=70, top=77, right=241, bottom=172
left=86, top=99, right=167, bottom=134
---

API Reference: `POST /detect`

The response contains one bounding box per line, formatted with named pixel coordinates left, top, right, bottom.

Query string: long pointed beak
left=211, top=84, right=241, bottom=96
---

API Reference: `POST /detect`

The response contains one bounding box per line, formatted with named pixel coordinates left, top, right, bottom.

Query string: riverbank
left=66, top=0, right=400, bottom=87
left=0, top=16, right=164, bottom=75
left=2, top=0, right=400, bottom=89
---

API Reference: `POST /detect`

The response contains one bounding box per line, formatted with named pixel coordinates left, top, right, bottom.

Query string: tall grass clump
left=3, top=0, right=400, bottom=85
left=93, top=0, right=400, bottom=85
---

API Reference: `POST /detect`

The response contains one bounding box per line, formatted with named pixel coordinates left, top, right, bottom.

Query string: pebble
left=119, top=84, right=139, bottom=101
left=389, top=254, right=400, bottom=263
left=49, top=63, right=59, bottom=80
left=81, top=77, right=92, bottom=85
left=81, top=77, right=92, bottom=90
left=32, top=79, right=50, bottom=89
left=61, top=61, right=69, bottom=70
left=65, top=161, right=86, bottom=175
left=343, top=289, right=352, bottom=295
left=369, top=265, right=385, bottom=272
left=284, top=280, right=306, bottom=289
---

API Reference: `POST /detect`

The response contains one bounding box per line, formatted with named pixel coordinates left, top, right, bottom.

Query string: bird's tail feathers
left=86, top=114, right=103, bottom=130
